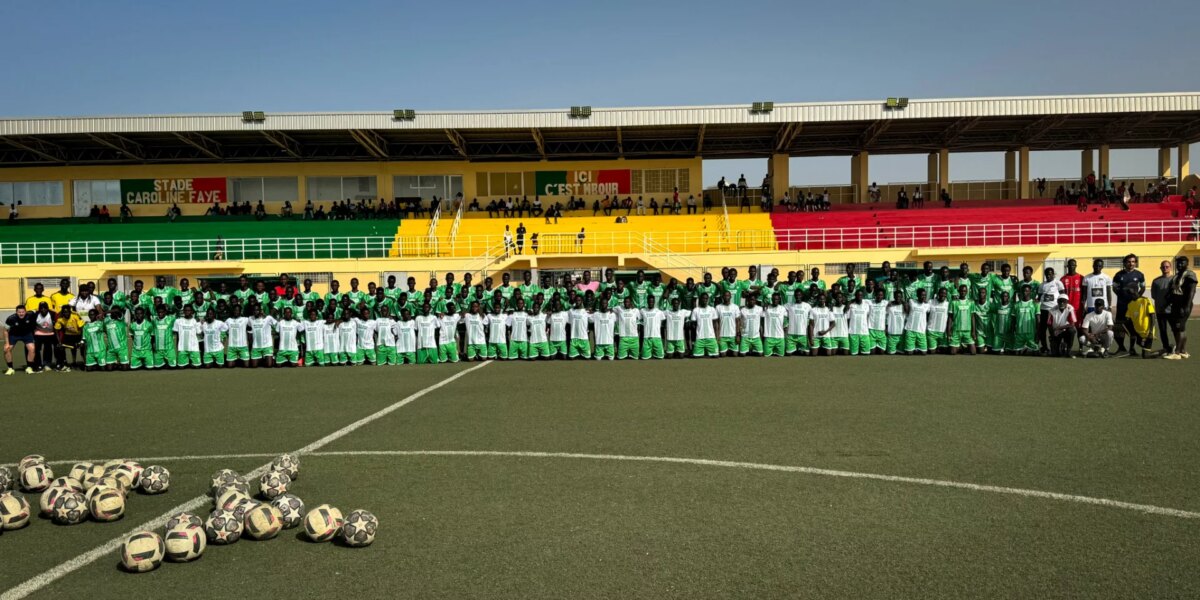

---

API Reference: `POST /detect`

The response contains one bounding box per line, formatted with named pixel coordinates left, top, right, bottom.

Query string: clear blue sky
left=1, top=0, right=1196, bottom=185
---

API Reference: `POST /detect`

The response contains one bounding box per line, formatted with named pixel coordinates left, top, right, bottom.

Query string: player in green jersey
left=152, top=306, right=177, bottom=368
left=81, top=309, right=109, bottom=370
left=948, top=285, right=976, bottom=354
left=104, top=307, right=130, bottom=369
left=1012, top=286, right=1041, bottom=354
left=128, top=308, right=155, bottom=369
left=972, top=287, right=995, bottom=352
left=991, top=291, right=1015, bottom=353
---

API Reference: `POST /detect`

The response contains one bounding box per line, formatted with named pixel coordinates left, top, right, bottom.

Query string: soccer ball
left=164, top=523, right=206, bottom=562
left=258, top=471, right=290, bottom=500
left=341, top=510, right=378, bottom=548
left=230, top=498, right=260, bottom=522
left=18, top=455, right=46, bottom=471
left=165, top=511, right=203, bottom=531
left=97, top=475, right=127, bottom=494
left=243, top=504, right=283, bottom=540
left=0, top=466, right=14, bottom=491
left=39, top=486, right=71, bottom=517
left=139, top=466, right=170, bottom=494
left=303, top=505, right=342, bottom=542
left=205, top=510, right=243, bottom=545
left=216, top=486, right=250, bottom=511
left=121, top=461, right=144, bottom=485
left=0, top=493, right=31, bottom=530
left=68, top=462, right=93, bottom=482
left=89, top=488, right=126, bottom=522
left=270, top=494, right=305, bottom=529
left=49, top=477, right=83, bottom=492
left=121, top=531, right=165, bottom=573
left=214, top=481, right=250, bottom=503
left=20, top=464, right=53, bottom=492
left=102, top=459, right=125, bottom=473
left=51, top=492, right=89, bottom=525
left=271, top=454, right=300, bottom=480
left=85, top=482, right=122, bottom=505
left=81, top=465, right=107, bottom=490
left=109, top=464, right=140, bottom=490
left=209, top=470, right=244, bottom=495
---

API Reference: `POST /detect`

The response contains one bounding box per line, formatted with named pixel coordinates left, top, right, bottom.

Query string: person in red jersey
left=1059, top=259, right=1085, bottom=316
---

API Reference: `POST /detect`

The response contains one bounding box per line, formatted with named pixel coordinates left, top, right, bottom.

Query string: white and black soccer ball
left=258, top=471, right=290, bottom=500
left=96, top=475, right=127, bottom=494
left=121, top=461, right=144, bottom=485
left=204, top=509, right=243, bottom=545
left=51, top=491, right=89, bottom=525
left=48, top=477, right=83, bottom=492
left=216, top=487, right=250, bottom=511
left=39, top=486, right=71, bottom=517
left=340, top=509, right=378, bottom=548
left=85, top=482, right=122, bottom=506
left=139, top=466, right=170, bottom=494
left=303, top=505, right=342, bottom=542
left=165, top=511, right=204, bottom=531
left=271, top=454, right=300, bottom=480
left=270, top=494, right=305, bottom=529
left=20, top=464, right=53, bottom=492
left=214, top=481, right=250, bottom=503
left=121, top=531, right=164, bottom=573
left=230, top=498, right=260, bottom=523
left=109, top=464, right=139, bottom=490
left=80, top=465, right=107, bottom=490
left=164, top=523, right=206, bottom=562
left=89, top=488, right=126, bottom=522
left=67, top=462, right=93, bottom=483
left=18, top=455, right=46, bottom=471
left=0, top=493, right=32, bottom=530
left=209, top=470, right=244, bottom=496
left=243, top=504, right=283, bottom=540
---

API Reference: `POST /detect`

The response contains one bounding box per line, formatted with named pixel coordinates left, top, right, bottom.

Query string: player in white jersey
left=1082, top=258, right=1113, bottom=312
left=506, top=301, right=531, bottom=360
left=224, top=306, right=252, bottom=367
left=904, top=288, right=932, bottom=355
left=172, top=306, right=202, bottom=368
left=527, top=303, right=551, bottom=359
left=321, top=314, right=342, bottom=364
left=785, top=290, right=813, bottom=355
left=925, top=289, right=951, bottom=353
left=567, top=299, right=592, bottom=359
left=274, top=308, right=302, bottom=366
left=664, top=298, right=690, bottom=358
left=613, top=298, right=642, bottom=359
left=247, top=307, right=276, bottom=367
left=337, top=313, right=360, bottom=365
left=355, top=307, right=378, bottom=365
left=639, top=296, right=666, bottom=359
left=200, top=311, right=229, bottom=368
left=485, top=305, right=509, bottom=360
left=302, top=311, right=325, bottom=366
left=845, top=291, right=872, bottom=356
left=715, top=292, right=741, bottom=356
left=867, top=289, right=889, bottom=354
left=808, top=296, right=834, bottom=356
left=463, top=303, right=489, bottom=361
left=395, top=311, right=418, bottom=364
left=414, top=306, right=441, bottom=364
left=762, top=293, right=788, bottom=357
left=738, top=296, right=764, bottom=356
left=884, top=290, right=908, bottom=355
left=690, top=293, right=720, bottom=357
left=827, top=297, right=849, bottom=355
left=438, top=306, right=461, bottom=363
left=590, top=304, right=617, bottom=360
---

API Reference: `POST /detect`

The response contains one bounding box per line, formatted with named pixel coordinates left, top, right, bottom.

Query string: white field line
left=12, top=446, right=1200, bottom=521
left=0, top=361, right=492, bottom=600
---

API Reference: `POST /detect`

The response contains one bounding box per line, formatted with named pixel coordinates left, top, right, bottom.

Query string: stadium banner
left=120, top=178, right=227, bottom=204
left=535, top=170, right=630, bottom=196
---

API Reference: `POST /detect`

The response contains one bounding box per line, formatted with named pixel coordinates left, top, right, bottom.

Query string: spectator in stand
left=716, top=176, right=727, bottom=198
left=1054, top=185, right=1067, bottom=205
left=468, top=198, right=480, bottom=212
left=1186, top=186, right=1198, bottom=218
left=896, top=187, right=908, bottom=210
left=940, top=188, right=952, bottom=208
left=1037, top=178, right=1047, bottom=197
left=1151, top=260, right=1174, bottom=356
left=486, top=199, right=499, bottom=218
left=531, top=197, right=543, bottom=217
left=1163, top=255, right=1196, bottom=360
left=254, top=200, right=267, bottom=220
left=529, top=233, right=539, bottom=255
left=687, top=194, right=697, bottom=215
left=8, top=201, right=21, bottom=224
left=737, top=174, right=747, bottom=199
left=282, top=201, right=293, bottom=218
left=1085, top=171, right=1097, bottom=199
left=515, top=223, right=526, bottom=255
left=912, top=187, right=924, bottom=209
left=703, top=193, right=712, bottom=212
left=1112, top=254, right=1145, bottom=356
left=868, top=182, right=880, bottom=203
left=119, top=202, right=133, bottom=222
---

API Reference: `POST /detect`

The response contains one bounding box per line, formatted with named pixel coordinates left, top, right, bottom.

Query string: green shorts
left=868, top=330, right=886, bottom=351
left=820, top=337, right=848, bottom=350
left=617, top=337, right=640, bottom=359
left=466, top=344, right=488, bottom=360
left=416, top=347, right=438, bottom=364
left=228, top=346, right=251, bottom=361
left=398, top=351, right=417, bottom=364
left=904, top=331, right=928, bottom=352
left=975, top=326, right=993, bottom=349
left=568, top=339, right=592, bottom=358
left=693, top=338, right=719, bottom=357
left=130, top=349, right=153, bottom=369
left=176, top=350, right=202, bottom=366
left=529, top=342, right=552, bottom=358
left=304, top=350, right=325, bottom=366
left=153, top=348, right=176, bottom=368
left=276, top=350, right=300, bottom=364
left=641, top=338, right=664, bottom=359
left=106, top=347, right=129, bottom=365
left=1012, top=331, right=1038, bottom=351
left=202, top=350, right=225, bottom=365
left=487, top=343, right=509, bottom=360
left=785, top=334, right=809, bottom=354
left=325, top=352, right=346, bottom=365
left=848, top=334, right=871, bottom=355
left=549, top=340, right=568, bottom=356
left=718, top=337, right=737, bottom=353
left=375, top=346, right=398, bottom=365
left=360, top=348, right=376, bottom=364
left=739, top=337, right=763, bottom=354
left=508, top=341, right=529, bottom=359
left=950, top=329, right=974, bottom=347
left=992, top=331, right=1013, bottom=351
left=926, top=331, right=946, bottom=351
left=85, top=350, right=108, bottom=367
left=764, top=337, right=785, bottom=357
left=886, top=333, right=903, bottom=354
left=438, top=343, right=459, bottom=363
left=594, top=343, right=615, bottom=359
left=664, top=339, right=686, bottom=354
left=348, top=349, right=365, bottom=365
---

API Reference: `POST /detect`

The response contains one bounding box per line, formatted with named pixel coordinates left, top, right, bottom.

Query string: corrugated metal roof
left=2, top=92, right=1198, bottom=136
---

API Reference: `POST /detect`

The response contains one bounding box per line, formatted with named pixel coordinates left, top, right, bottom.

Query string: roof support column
left=1081, top=148, right=1094, bottom=181
left=850, top=151, right=869, bottom=204
left=927, top=152, right=939, bottom=197
left=1178, top=143, right=1190, bottom=180
left=1018, top=146, right=1031, bottom=199
left=937, top=149, right=950, bottom=196
left=768, top=154, right=789, bottom=205
left=1003, top=150, right=1016, bottom=200
left=1158, top=147, right=1172, bottom=178
left=1098, top=144, right=1110, bottom=181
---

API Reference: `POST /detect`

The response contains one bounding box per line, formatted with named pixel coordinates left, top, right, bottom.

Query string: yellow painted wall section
left=0, top=157, right=701, bottom=220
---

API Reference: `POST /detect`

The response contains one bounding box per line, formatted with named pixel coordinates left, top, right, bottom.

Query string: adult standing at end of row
left=1162, top=256, right=1196, bottom=359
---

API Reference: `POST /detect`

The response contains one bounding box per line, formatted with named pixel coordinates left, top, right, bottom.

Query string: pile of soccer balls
left=0, top=455, right=170, bottom=534
left=120, top=453, right=378, bottom=573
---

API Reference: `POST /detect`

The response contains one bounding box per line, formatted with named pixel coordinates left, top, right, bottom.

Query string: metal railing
left=2, top=219, right=1193, bottom=265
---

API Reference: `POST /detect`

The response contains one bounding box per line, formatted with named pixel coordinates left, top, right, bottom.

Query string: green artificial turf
left=2, top=358, right=1198, bottom=599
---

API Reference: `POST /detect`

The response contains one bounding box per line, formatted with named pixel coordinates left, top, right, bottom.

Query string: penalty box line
left=0, top=361, right=492, bottom=600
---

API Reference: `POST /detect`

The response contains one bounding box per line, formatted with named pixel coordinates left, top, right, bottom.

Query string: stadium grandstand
left=1, top=91, right=1198, bottom=306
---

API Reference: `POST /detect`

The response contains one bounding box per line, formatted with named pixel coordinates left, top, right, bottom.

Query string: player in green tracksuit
left=972, top=289, right=995, bottom=352
left=104, top=308, right=130, bottom=368
left=990, top=292, right=1015, bottom=353
left=152, top=307, right=177, bottom=368
left=82, top=310, right=109, bottom=370
left=1012, top=286, right=1041, bottom=354
left=948, top=286, right=976, bottom=354
left=128, top=308, right=155, bottom=369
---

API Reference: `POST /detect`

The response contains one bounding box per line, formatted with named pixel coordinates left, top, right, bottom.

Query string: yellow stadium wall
left=0, top=157, right=702, bottom=220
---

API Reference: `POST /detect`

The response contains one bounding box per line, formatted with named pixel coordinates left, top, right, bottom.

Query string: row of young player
left=75, top=275, right=1074, bottom=370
